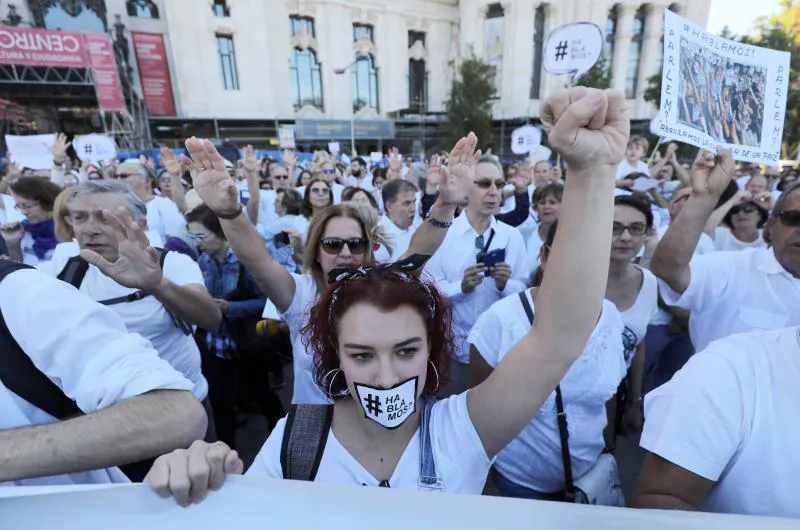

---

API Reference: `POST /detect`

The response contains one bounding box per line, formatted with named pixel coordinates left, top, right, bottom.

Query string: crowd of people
left=0, top=86, right=798, bottom=520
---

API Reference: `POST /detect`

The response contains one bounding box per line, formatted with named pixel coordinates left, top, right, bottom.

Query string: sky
left=706, top=0, right=784, bottom=36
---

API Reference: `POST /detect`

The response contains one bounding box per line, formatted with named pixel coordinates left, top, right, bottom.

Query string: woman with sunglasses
left=705, top=189, right=768, bottom=252
left=302, top=178, right=333, bottom=220
left=176, top=132, right=482, bottom=405
left=146, top=87, right=630, bottom=505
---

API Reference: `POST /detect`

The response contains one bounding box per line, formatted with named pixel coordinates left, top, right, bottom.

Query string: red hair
left=301, top=269, right=454, bottom=399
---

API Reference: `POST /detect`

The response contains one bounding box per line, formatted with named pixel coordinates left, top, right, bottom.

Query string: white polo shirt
left=641, top=327, right=800, bottom=517
left=423, top=213, right=528, bottom=364
left=658, top=247, right=800, bottom=351
left=0, top=266, right=193, bottom=486
left=146, top=195, right=187, bottom=241
left=380, top=215, right=421, bottom=262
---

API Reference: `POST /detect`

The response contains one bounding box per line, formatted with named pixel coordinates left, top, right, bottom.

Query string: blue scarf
left=22, top=218, right=58, bottom=260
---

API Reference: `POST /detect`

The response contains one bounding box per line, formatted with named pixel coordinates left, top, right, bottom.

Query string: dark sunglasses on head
left=731, top=204, right=759, bottom=215
left=474, top=179, right=505, bottom=190
left=777, top=210, right=800, bottom=227
left=612, top=222, right=648, bottom=236
left=320, top=237, right=368, bottom=255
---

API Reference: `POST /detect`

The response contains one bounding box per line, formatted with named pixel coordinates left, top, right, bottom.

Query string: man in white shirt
left=380, top=179, right=422, bottom=261
left=343, top=157, right=373, bottom=191
left=631, top=326, right=800, bottom=518
left=116, top=160, right=187, bottom=242
left=249, top=159, right=293, bottom=230
left=652, top=150, right=800, bottom=351
left=0, top=261, right=207, bottom=486
left=424, top=155, right=528, bottom=395
left=39, top=181, right=222, bottom=404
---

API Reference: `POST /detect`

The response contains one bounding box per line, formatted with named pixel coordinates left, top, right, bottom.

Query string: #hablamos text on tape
left=654, top=10, right=790, bottom=165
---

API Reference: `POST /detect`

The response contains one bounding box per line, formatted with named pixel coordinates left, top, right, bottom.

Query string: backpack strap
left=0, top=260, right=83, bottom=420
left=56, top=256, right=89, bottom=289
left=418, top=397, right=441, bottom=491
left=280, top=404, right=334, bottom=481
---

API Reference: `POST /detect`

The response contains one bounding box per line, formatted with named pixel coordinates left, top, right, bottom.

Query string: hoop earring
left=323, top=368, right=347, bottom=398
left=428, top=360, right=440, bottom=393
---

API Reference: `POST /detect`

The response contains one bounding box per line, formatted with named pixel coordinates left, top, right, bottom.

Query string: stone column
left=611, top=3, right=637, bottom=94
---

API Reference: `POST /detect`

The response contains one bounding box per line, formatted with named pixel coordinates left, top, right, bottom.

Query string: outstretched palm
left=182, top=137, right=240, bottom=215
left=690, top=148, right=734, bottom=199
left=160, top=146, right=182, bottom=176
left=439, top=132, right=481, bottom=205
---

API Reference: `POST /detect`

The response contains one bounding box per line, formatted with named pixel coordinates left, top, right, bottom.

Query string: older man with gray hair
left=37, top=180, right=221, bottom=456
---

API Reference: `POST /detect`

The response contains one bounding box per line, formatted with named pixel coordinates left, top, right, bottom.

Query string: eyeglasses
left=777, top=210, right=800, bottom=227
left=320, top=169, right=336, bottom=174
left=187, top=232, right=209, bottom=241
left=474, top=180, right=505, bottom=190
left=273, top=175, right=289, bottom=180
left=731, top=204, right=759, bottom=215
left=117, top=173, right=132, bottom=179
left=310, top=187, right=329, bottom=195
left=612, top=222, right=648, bottom=236
left=320, top=237, right=368, bottom=255
left=14, top=201, right=39, bottom=211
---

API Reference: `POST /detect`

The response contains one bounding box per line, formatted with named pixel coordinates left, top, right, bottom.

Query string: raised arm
left=703, top=189, right=746, bottom=236
left=468, top=87, right=628, bottom=458
left=242, top=145, right=261, bottom=225
left=159, top=146, right=188, bottom=214
left=182, top=138, right=297, bottom=312
left=650, top=149, right=734, bottom=294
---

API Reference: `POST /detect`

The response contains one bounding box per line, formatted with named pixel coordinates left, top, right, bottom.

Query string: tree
left=643, top=73, right=661, bottom=108
left=575, top=54, right=612, bottom=89
left=444, top=55, right=495, bottom=150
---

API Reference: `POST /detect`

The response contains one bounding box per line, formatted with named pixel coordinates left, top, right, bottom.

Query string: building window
left=409, top=59, right=427, bottom=112
left=290, top=48, right=324, bottom=111
left=353, top=54, right=379, bottom=113
left=530, top=5, right=545, bottom=99
left=604, top=6, right=618, bottom=80
left=43, top=0, right=105, bottom=32
left=484, top=3, right=504, bottom=97
left=626, top=6, right=646, bottom=98
left=290, top=15, right=315, bottom=37
left=353, top=23, right=373, bottom=43
left=408, top=31, right=426, bottom=48
left=126, top=0, right=159, bottom=18
left=216, top=35, right=239, bottom=90
left=212, top=0, right=229, bottom=17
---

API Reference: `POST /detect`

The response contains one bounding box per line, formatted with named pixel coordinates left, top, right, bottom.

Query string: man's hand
left=242, top=145, right=258, bottom=174
left=753, top=191, right=775, bottom=211
left=182, top=137, right=240, bottom=216
left=488, top=262, right=512, bottom=291
left=214, top=298, right=229, bottom=315
left=665, top=142, right=678, bottom=160
left=622, top=404, right=644, bottom=436
left=540, top=87, right=629, bottom=172
left=0, top=222, right=24, bottom=245
left=48, top=133, right=71, bottom=165
left=439, top=132, right=481, bottom=206
left=159, top=146, right=182, bottom=176
left=282, top=149, right=297, bottom=168
left=690, top=148, right=735, bottom=200
left=516, top=158, right=534, bottom=190
left=80, top=207, right=164, bottom=293
left=461, top=264, right=484, bottom=294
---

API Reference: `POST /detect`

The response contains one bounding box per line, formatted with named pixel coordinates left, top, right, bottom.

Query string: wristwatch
left=426, top=212, right=453, bottom=229
left=217, top=205, right=243, bottom=220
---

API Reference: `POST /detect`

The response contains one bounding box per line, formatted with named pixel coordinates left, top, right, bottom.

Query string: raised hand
left=48, top=133, right=71, bottom=165
left=182, top=137, right=240, bottom=216
left=242, top=145, right=258, bottom=173
left=690, top=148, right=734, bottom=199
left=0, top=222, right=24, bottom=245
left=439, top=132, right=481, bottom=206
left=540, top=87, right=629, bottom=172
left=159, top=146, right=182, bottom=176
left=146, top=440, right=244, bottom=506
left=79, top=207, right=164, bottom=293
left=517, top=158, right=534, bottom=190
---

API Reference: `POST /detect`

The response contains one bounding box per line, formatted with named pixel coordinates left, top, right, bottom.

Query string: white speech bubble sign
left=543, top=22, right=604, bottom=84
left=510, top=125, right=542, bottom=155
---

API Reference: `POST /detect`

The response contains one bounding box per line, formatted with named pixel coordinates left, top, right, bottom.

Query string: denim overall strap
left=418, top=397, right=443, bottom=491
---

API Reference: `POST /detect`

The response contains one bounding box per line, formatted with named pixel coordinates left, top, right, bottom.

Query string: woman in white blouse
left=525, top=184, right=562, bottom=271
left=145, top=87, right=631, bottom=504
left=469, top=220, right=627, bottom=502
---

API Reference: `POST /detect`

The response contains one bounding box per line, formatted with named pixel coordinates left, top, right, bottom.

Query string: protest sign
left=73, top=133, right=117, bottom=163
left=369, top=152, right=382, bottom=163
left=543, top=22, right=604, bottom=84
left=531, top=145, right=553, bottom=163
left=328, top=142, right=341, bottom=154
left=5, top=134, right=55, bottom=170
left=510, top=125, right=542, bottom=155
left=632, top=177, right=660, bottom=192
left=654, top=10, right=790, bottom=165
left=278, top=126, right=295, bottom=149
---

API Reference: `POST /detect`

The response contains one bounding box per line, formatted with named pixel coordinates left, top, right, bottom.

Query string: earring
left=428, top=360, right=440, bottom=393
left=323, top=368, right=347, bottom=398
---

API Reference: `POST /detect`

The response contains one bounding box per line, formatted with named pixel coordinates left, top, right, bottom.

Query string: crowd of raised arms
left=0, top=87, right=798, bottom=519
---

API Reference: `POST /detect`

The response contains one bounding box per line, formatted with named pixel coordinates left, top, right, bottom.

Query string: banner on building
left=295, top=120, right=395, bottom=141
left=85, top=34, right=125, bottom=113
left=0, top=26, right=88, bottom=67
left=131, top=32, right=176, bottom=117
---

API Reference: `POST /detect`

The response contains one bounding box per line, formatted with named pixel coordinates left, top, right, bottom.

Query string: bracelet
left=426, top=216, right=453, bottom=229
left=217, top=205, right=243, bottom=220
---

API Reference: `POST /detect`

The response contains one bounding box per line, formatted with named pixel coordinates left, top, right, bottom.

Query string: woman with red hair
left=146, top=87, right=629, bottom=503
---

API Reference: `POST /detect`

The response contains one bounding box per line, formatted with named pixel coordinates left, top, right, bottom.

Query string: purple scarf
left=23, top=218, right=58, bottom=260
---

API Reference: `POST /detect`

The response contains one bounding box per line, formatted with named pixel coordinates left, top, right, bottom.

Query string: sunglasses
left=320, top=237, right=368, bottom=255
left=777, top=210, right=800, bottom=227
left=320, top=169, right=336, bottom=174
left=731, top=204, right=759, bottom=215
left=474, top=179, right=505, bottom=190
left=273, top=174, right=289, bottom=180
left=310, top=187, right=329, bottom=195
left=612, top=222, right=648, bottom=236
left=117, top=173, right=132, bottom=179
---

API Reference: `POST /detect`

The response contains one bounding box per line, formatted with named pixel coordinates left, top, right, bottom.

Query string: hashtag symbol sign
left=84, top=145, right=93, bottom=155
left=365, top=394, right=382, bottom=416
left=555, top=41, right=568, bottom=61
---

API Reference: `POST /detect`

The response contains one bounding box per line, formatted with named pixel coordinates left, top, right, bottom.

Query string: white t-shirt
left=641, top=327, right=800, bottom=518
left=282, top=273, right=329, bottom=405
left=616, top=160, right=650, bottom=180
left=525, top=225, right=545, bottom=275
left=380, top=215, right=421, bottom=262
left=469, top=294, right=626, bottom=492
left=39, top=249, right=208, bottom=400
left=146, top=196, right=187, bottom=241
left=247, top=392, right=492, bottom=494
left=617, top=267, right=659, bottom=366
left=20, top=232, right=54, bottom=266
left=713, top=226, right=767, bottom=252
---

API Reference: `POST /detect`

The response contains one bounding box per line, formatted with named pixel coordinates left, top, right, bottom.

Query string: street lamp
left=334, top=56, right=365, bottom=157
